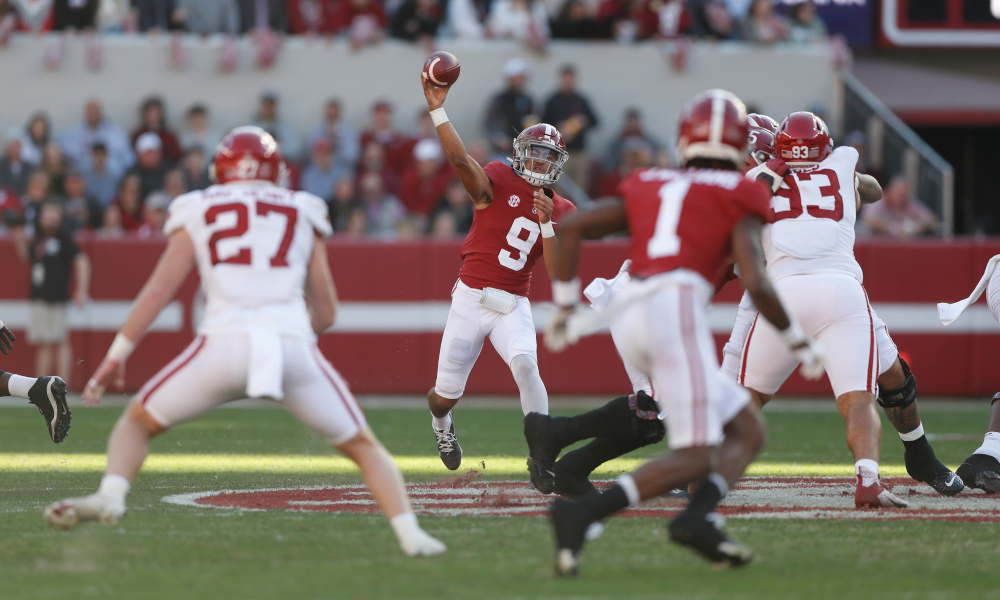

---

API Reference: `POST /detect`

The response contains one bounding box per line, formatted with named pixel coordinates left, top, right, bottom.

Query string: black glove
left=0, top=319, right=14, bottom=355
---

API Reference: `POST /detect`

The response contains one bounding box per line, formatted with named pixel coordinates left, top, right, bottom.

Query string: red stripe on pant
left=863, top=287, right=878, bottom=395
left=139, top=337, right=206, bottom=405
left=679, top=287, right=707, bottom=446
left=312, top=347, right=364, bottom=429
left=738, top=314, right=759, bottom=387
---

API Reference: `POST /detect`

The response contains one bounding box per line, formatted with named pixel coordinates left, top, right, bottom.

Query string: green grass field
left=1, top=399, right=998, bottom=600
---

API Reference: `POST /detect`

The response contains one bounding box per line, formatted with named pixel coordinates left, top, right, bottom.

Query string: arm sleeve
left=299, top=192, right=334, bottom=238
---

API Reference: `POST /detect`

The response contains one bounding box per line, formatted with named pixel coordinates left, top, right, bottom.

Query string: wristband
left=540, top=221, right=555, bottom=238
left=552, top=278, right=581, bottom=308
left=780, top=320, right=808, bottom=349
left=107, top=333, right=136, bottom=363
left=430, top=107, right=449, bottom=127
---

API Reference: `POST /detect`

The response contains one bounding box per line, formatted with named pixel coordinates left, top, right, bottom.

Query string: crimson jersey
left=620, top=167, right=771, bottom=288
left=458, top=161, right=576, bottom=296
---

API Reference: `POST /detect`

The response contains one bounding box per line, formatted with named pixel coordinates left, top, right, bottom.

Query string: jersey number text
left=498, top=216, right=541, bottom=271
left=772, top=169, right=843, bottom=222
left=205, top=202, right=298, bottom=267
left=647, top=178, right=691, bottom=259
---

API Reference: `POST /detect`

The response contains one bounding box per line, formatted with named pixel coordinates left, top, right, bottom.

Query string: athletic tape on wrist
left=780, top=321, right=808, bottom=349
left=551, top=278, right=581, bottom=308
left=107, top=333, right=136, bottom=363
left=540, top=221, right=555, bottom=238
left=430, top=108, right=449, bottom=127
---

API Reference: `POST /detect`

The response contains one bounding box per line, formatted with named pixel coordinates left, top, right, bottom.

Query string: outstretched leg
left=957, top=393, right=1000, bottom=493
left=837, top=390, right=908, bottom=508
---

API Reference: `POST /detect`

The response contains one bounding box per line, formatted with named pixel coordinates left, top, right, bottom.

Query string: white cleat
left=400, top=528, right=447, bottom=557
left=44, top=494, right=125, bottom=530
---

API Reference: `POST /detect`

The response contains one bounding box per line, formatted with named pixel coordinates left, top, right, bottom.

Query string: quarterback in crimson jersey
left=421, top=71, right=576, bottom=471
left=541, top=90, right=824, bottom=575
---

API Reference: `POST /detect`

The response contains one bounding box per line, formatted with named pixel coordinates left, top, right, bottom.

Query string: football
left=422, top=51, right=461, bottom=88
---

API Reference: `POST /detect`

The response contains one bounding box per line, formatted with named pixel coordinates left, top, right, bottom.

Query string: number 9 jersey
left=164, top=182, right=333, bottom=341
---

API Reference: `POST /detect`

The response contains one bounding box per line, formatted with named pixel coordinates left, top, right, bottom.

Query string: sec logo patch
left=508, top=195, right=520, bottom=207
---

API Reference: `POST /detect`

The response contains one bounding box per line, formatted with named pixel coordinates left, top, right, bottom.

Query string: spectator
left=236, top=0, right=288, bottom=32
left=128, top=133, right=169, bottom=200
left=484, top=58, right=535, bottom=160
left=688, top=0, right=740, bottom=39
left=163, top=167, right=188, bottom=199
left=430, top=178, right=474, bottom=234
left=411, top=110, right=436, bottom=143
left=429, top=210, right=458, bottom=238
left=300, top=138, right=350, bottom=201
left=62, top=170, right=103, bottom=231
left=288, top=0, right=339, bottom=34
left=843, top=130, right=882, bottom=184
left=132, top=97, right=182, bottom=163
left=343, top=206, right=369, bottom=236
left=57, top=99, right=134, bottom=175
left=597, top=136, right=651, bottom=196
left=787, top=0, right=826, bottom=43
left=12, top=201, right=91, bottom=386
left=596, top=0, right=661, bottom=42
left=98, top=203, right=124, bottom=237
left=390, top=0, right=442, bottom=42
left=357, top=140, right=399, bottom=196
left=133, top=0, right=178, bottom=31
left=446, top=0, right=487, bottom=38
left=359, top=100, right=412, bottom=177
left=0, top=186, right=22, bottom=231
left=742, top=0, right=787, bottom=44
left=542, top=64, right=599, bottom=191
left=358, top=171, right=406, bottom=237
left=331, top=0, right=388, bottom=48
left=181, top=147, right=210, bottom=191
left=113, top=173, right=144, bottom=231
left=40, top=142, right=69, bottom=196
left=21, top=171, right=57, bottom=231
left=252, top=91, right=304, bottom=164
left=605, top=107, right=662, bottom=169
left=95, top=0, right=135, bottom=32
left=0, top=136, right=29, bottom=195
left=52, top=0, right=97, bottom=30
left=174, top=0, right=239, bottom=34
left=656, top=0, right=692, bottom=38
left=307, top=98, right=361, bottom=171
left=551, top=0, right=603, bottom=39
left=398, top=138, right=454, bottom=218
left=20, top=112, right=52, bottom=166
left=860, top=176, right=938, bottom=238
left=138, top=190, right=170, bottom=238
left=10, top=0, right=54, bottom=32
left=81, top=142, right=121, bottom=206
left=488, top=0, right=549, bottom=47
left=328, top=176, right=358, bottom=231
left=178, top=104, right=223, bottom=168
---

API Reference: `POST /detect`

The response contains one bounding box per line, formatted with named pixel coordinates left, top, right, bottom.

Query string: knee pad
left=434, top=376, right=463, bottom=399
left=630, top=391, right=666, bottom=443
left=509, top=354, right=539, bottom=382
left=877, top=356, right=917, bottom=409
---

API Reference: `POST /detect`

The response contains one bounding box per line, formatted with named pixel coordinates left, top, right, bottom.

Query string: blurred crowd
left=0, top=0, right=830, bottom=51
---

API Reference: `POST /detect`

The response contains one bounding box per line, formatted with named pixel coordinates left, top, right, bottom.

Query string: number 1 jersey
left=620, top=167, right=771, bottom=289
left=458, top=161, right=577, bottom=296
left=165, top=182, right=333, bottom=340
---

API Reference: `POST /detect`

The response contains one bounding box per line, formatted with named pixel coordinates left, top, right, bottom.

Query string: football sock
left=617, top=474, right=640, bottom=506
left=899, top=423, right=939, bottom=462
left=510, top=355, right=548, bottom=416
left=556, top=435, right=653, bottom=478
left=431, top=412, right=453, bottom=432
left=6, top=374, right=37, bottom=399
left=686, top=474, right=728, bottom=516
left=974, top=432, right=1000, bottom=463
left=389, top=512, right=424, bottom=550
left=855, top=459, right=880, bottom=485
left=98, top=474, right=131, bottom=505
left=576, top=483, right=630, bottom=521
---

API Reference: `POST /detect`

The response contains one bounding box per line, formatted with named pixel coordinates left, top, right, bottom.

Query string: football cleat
left=956, top=453, right=1000, bottom=494
left=550, top=498, right=594, bottom=577
left=905, top=450, right=963, bottom=496
left=553, top=461, right=597, bottom=497
left=433, top=422, right=462, bottom=471
left=668, top=511, right=753, bottom=568
left=855, top=473, right=909, bottom=508
left=44, top=494, right=125, bottom=530
left=524, top=412, right=561, bottom=494
left=399, top=528, right=447, bottom=557
left=27, top=376, right=71, bottom=444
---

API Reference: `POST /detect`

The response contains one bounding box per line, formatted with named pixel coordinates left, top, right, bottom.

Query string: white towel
left=246, top=330, right=285, bottom=400
left=937, top=254, right=1000, bottom=326
left=583, top=260, right=632, bottom=313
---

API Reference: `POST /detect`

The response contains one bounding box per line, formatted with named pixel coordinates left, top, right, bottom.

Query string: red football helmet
left=677, top=89, right=748, bottom=167
left=512, top=123, right=568, bottom=187
left=210, top=126, right=284, bottom=184
left=746, top=113, right=778, bottom=167
left=775, top=111, right=831, bottom=166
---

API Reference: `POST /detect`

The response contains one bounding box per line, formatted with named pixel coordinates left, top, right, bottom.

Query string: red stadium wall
left=0, top=236, right=998, bottom=397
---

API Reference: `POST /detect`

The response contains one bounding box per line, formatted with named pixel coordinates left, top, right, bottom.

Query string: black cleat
left=550, top=498, right=594, bottom=577
left=905, top=453, right=964, bottom=496
left=957, top=453, right=1000, bottom=494
left=524, top=412, right=562, bottom=494
left=553, top=461, right=597, bottom=497
left=668, top=511, right=753, bottom=568
left=433, top=422, right=462, bottom=470
left=27, top=376, right=71, bottom=444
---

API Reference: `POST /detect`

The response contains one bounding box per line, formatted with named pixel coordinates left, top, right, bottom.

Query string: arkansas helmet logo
left=508, top=195, right=520, bottom=207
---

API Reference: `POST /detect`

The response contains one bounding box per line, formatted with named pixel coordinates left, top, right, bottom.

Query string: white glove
left=781, top=321, right=826, bottom=381
left=545, top=307, right=575, bottom=353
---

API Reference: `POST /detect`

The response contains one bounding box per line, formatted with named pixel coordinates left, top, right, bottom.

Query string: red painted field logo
left=162, top=477, right=1000, bottom=522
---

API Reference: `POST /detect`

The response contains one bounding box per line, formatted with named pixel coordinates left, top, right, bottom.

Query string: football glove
left=0, top=319, right=14, bottom=355
left=756, top=157, right=790, bottom=194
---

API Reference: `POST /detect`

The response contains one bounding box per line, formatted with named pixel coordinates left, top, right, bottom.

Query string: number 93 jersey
left=620, top=167, right=771, bottom=289
left=457, top=161, right=577, bottom=296
left=164, top=182, right=333, bottom=340
left=747, top=146, right=863, bottom=283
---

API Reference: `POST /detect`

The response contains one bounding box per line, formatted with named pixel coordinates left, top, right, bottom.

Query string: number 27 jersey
left=458, top=161, right=576, bottom=296
left=164, top=182, right=333, bottom=340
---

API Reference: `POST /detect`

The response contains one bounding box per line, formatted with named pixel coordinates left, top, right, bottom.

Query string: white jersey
left=747, top=146, right=862, bottom=283
left=165, top=182, right=333, bottom=341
